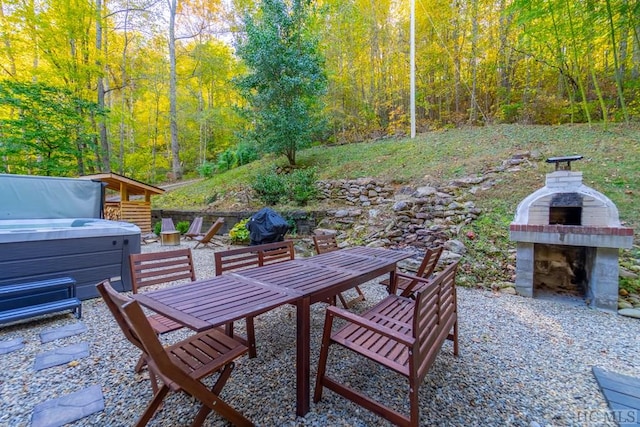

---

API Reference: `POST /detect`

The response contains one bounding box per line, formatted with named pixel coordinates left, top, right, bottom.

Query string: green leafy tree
left=234, top=0, right=327, bottom=166
left=0, top=80, right=101, bottom=176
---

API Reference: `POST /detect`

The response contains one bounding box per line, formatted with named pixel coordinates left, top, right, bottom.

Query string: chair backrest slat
left=313, top=234, right=339, bottom=255
left=96, top=280, right=146, bottom=353
left=215, top=240, right=294, bottom=275
left=129, top=248, right=196, bottom=293
left=399, top=246, right=444, bottom=298
left=416, top=246, right=443, bottom=278
left=97, top=280, right=183, bottom=382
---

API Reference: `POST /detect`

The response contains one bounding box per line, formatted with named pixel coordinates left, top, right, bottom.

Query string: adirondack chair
left=96, top=280, right=253, bottom=427
left=380, top=246, right=443, bottom=298
left=314, top=261, right=459, bottom=427
left=194, top=218, right=225, bottom=249
left=184, top=216, right=203, bottom=240
left=312, top=234, right=365, bottom=308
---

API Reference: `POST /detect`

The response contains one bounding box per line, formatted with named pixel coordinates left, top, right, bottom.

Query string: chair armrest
left=326, top=304, right=414, bottom=346
left=394, top=272, right=434, bottom=297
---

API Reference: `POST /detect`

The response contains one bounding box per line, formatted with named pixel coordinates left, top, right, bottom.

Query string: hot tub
left=0, top=218, right=140, bottom=301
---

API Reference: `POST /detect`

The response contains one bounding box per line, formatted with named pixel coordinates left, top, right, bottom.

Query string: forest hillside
left=154, top=124, right=640, bottom=296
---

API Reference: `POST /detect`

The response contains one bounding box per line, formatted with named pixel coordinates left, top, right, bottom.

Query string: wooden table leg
left=387, top=269, right=398, bottom=295
left=296, top=297, right=311, bottom=416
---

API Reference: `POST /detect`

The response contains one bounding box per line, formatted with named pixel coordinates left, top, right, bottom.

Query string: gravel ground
left=0, top=240, right=638, bottom=426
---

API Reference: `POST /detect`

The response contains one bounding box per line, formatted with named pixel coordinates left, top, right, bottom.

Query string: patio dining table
left=133, top=246, right=412, bottom=416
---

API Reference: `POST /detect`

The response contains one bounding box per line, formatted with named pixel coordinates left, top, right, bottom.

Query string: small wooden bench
left=314, top=261, right=459, bottom=427
left=214, top=240, right=295, bottom=358
left=0, top=277, right=81, bottom=325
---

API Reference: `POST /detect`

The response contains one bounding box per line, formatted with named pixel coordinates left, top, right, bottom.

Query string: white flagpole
left=410, top=0, right=416, bottom=138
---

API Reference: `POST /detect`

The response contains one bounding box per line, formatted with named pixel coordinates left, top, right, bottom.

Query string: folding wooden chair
left=184, top=216, right=203, bottom=240
left=312, top=234, right=365, bottom=308
left=380, top=245, right=443, bottom=298
left=96, top=280, right=253, bottom=427
left=194, top=218, right=225, bottom=249
left=129, top=248, right=197, bottom=335
left=314, top=261, right=459, bottom=427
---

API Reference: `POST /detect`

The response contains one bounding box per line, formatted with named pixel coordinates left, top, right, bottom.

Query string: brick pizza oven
left=509, top=156, right=634, bottom=312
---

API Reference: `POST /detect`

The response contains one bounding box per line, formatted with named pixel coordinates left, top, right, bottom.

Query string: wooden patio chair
left=314, top=261, right=459, bottom=427
left=380, top=245, right=443, bottom=298
left=184, top=216, right=203, bottom=240
left=96, top=280, right=253, bottom=427
left=312, top=234, right=365, bottom=308
left=194, top=218, right=225, bottom=249
left=130, top=248, right=196, bottom=333
left=213, top=240, right=295, bottom=358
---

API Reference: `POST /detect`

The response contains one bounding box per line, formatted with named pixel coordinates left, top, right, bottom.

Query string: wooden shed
left=81, top=173, right=164, bottom=234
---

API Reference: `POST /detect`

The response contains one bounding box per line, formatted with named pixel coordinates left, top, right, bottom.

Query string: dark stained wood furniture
left=194, top=217, right=225, bottom=249
left=312, top=234, right=365, bottom=308
left=214, top=240, right=295, bottom=358
left=133, top=246, right=411, bottom=417
left=97, top=280, right=253, bottom=427
left=214, top=240, right=295, bottom=274
left=314, top=261, right=459, bottom=427
left=129, top=248, right=196, bottom=335
left=381, top=245, right=443, bottom=297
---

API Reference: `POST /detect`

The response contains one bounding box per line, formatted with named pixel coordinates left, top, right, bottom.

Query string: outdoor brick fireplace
left=509, top=156, right=634, bottom=312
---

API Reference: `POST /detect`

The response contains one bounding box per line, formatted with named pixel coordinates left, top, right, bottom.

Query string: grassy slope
left=155, top=124, right=640, bottom=288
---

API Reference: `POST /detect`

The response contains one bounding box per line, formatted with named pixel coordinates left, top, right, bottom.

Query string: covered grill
left=246, top=208, right=290, bottom=246
left=509, top=156, right=634, bottom=312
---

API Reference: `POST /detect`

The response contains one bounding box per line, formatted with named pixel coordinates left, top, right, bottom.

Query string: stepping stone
left=40, top=322, right=87, bottom=343
left=31, top=385, right=104, bottom=427
left=0, top=337, right=24, bottom=354
left=593, top=367, right=640, bottom=426
left=34, top=342, right=90, bottom=371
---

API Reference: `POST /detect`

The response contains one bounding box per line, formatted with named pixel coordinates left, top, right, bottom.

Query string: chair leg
left=135, top=384, right=170, bottom=427
left=339, top=286, right=366, bottom=309
left=337, top=293, right=349, bottom=308
left=408, top=378, right=420, bottom=427
left=135, top=355, right=146, bottom=373
left=191, top=363, right=235, bottom=426
left=313, top=312, right=335, bottom=403
left=451, top=320, right=459, bottom=356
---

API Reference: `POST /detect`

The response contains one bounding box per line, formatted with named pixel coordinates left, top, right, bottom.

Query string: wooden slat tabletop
left=231, top=261, right=354, bottom=295
left=133, top=274, right=299, bottom=332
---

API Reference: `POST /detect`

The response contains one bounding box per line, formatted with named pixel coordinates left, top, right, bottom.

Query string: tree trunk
left=168, top=0, right=182, bottom=180
left=95, top=0, right=110, bottom=171
left=0, top=0, right=17, bottom=76
left=468, top=0, right=479, bottom=124
left=605, top=0, right=629, bottom=122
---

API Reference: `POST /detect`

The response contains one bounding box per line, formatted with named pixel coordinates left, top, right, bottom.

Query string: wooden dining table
left=133, top=246, right=412, bottom=416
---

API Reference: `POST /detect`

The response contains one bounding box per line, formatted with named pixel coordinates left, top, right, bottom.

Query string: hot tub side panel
left=0, top=234, right=140, bottom=301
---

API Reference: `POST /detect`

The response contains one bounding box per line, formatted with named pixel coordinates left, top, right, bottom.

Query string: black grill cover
left=246, top=208, right=290, bottom=245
